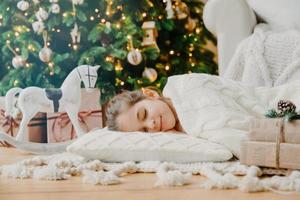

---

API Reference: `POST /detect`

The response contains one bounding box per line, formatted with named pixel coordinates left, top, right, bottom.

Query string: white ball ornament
left=39, top=47, right=52, bottom=63
left=12, top=56, right=26, bottom=68
left=127, top=49, right=142, bottom=65
left=51, top=4, right=60, bottom=14
left=17, top=0, right=30, bottom=11
left=142, top=67, right=158, bottom=82
left=36, top=7, right=49, bottom=21
left=32, top=21, right=45, bottom=34
left=72, top=0, right=84, bottom=5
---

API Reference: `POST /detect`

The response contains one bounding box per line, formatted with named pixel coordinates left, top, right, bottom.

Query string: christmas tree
left=0, top=0, right=217, bottom=104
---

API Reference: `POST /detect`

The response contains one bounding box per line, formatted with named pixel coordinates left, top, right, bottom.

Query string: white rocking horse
left=4, top=65, right=100, bottom=142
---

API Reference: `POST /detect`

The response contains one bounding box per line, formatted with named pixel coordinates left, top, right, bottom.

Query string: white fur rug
left=1, top=152, right=300, bottom=194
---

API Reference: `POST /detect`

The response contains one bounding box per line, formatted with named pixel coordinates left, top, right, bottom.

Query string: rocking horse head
left=76, top=65, right=100, bottom=92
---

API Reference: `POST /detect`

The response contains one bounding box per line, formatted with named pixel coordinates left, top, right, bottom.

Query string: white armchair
left=203, top=0, right=300, bottom=76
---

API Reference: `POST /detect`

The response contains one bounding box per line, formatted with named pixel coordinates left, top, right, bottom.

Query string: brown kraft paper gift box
left=0, top=96, right=47, bottom=145
left=240, top=140, right=300, bottom=170
left=249, top=118, right=300, bottom=144
left=47, top=89, right=103, bottom=143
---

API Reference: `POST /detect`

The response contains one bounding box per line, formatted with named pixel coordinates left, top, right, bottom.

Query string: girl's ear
left=141, top=88, right=160, bottom=98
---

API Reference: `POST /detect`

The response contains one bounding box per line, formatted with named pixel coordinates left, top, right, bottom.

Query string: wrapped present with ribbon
left=0, top=108, right=20, bottom=147
left=249, top=118, right=300, bottom=144
left=250, top=99, right=300, bottom=144
left=240, top=141, right=300, bottom=170
left=47, top=89, right=103, bottom=143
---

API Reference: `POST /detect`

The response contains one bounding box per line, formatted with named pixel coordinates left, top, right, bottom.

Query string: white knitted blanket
left=224, top=24, right=300, bottom=87
left=163, top=73, right=300, bottom=157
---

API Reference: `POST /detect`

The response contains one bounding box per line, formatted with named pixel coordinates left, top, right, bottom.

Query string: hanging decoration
left=185, top=17, right=197, bottom=32
left=32, top=21, right=45, bottom=34
left=142, top=67, right=158, bottom=82
left=165, top=0, right=174, bottom=19
left=6, top=43, right=26, bottom=68
left=70, top=23, right=81, bottom=50
left=39, top=31, right=53, bottom=63
left=127, top=49, right=142, bottom=66
left=141, top=21, right=160, bottom=52
left=127, top=36, right=142, bottom=66
left=35, top=7, right=49, bottom=21
left=72, top=0, right=84, bottom=5
left=17, top=0, right=30, bottom=11
left=175, top=0, right=189, bottom=19
left=51, top=3, right=60, bottom=14
left=12, top=55, right=26, bottom=68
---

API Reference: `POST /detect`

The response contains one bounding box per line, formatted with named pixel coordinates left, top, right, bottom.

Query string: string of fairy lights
left=1, top=0, right=205, bottom=88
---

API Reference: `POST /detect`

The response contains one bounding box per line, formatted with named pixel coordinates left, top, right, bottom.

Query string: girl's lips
left=160, top=115, right=163, bottom=131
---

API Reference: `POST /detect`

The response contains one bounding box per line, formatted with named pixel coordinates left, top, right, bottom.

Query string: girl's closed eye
left=138, top=107, right=147, bottom=121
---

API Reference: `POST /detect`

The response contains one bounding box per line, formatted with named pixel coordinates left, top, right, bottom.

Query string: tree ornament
left=70, top=23, right=81, bottom=45
left=126, top=35, right=143, bottom=65
left=12, top=55, right=26, bottom=68
left=51, top=3, right=60, bottom=14
left=165, top=0, right=174, bottom=19
left=36, top=7, right=49, bottom=21
left=143, top=67, right=158, bottom=82
left=17, top=0, right=30, bottom=11
left=32, top=21, right=45, bottom=34
left=141, top=21, right=160, bottom=52
left=49, top=0, right=59, bottom=3
left=39, top=47, right=52, bottom=63
left=100, top=33, right=112, bottom=47
left=277, top=100, right=296, bottom=116
left=39, top=31, right=52, bottom=63
left=175, top=0, right=189, bottom=19
left=127, top=49, right=142, bottom=66
left=185, top=17, right=197, bottom=32
left=6, top=43, right=26, bottom=68
left=72, top=0, right=84, bottom=5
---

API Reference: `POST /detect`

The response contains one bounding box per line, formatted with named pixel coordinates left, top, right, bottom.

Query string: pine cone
left=277, top=100, right=296, bottom=116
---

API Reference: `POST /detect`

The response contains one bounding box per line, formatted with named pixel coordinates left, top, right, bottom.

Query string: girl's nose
left=146, top=119, right=156, bottom=132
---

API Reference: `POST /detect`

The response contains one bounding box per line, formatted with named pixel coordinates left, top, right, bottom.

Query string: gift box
left=240, top=140, right=300, bottom=170
left=47, top=89, right=103, bottom=143
left=0, top=96, right=47, bottom=146
left=249, top=118, right=300, bottom=144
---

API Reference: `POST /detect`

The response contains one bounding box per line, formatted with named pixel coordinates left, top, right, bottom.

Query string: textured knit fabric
left=66, top=128, right=233, bottom=163
left=163, top=73, right=300, bottom=157
left=224, top=24, right=300, bottom=87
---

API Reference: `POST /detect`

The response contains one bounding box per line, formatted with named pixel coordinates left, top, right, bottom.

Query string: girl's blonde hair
left=106, top=90, right=147, bottom=131
left=106, top=87, right=164, bottom=131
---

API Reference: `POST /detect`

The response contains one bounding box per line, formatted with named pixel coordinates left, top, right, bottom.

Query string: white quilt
left=163, top=73, right=300, bottom=157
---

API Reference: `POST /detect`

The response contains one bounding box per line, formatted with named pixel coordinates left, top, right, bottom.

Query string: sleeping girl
left=106, top=87, right=184, bottom=133
left=106, top=73, right=300, bottom=158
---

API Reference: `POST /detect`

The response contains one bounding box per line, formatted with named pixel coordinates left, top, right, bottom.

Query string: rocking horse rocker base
left=2, top=65, right=100, bottom=143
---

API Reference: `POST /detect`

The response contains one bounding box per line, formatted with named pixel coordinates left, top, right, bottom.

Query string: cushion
left=66, top=128, right=233, bottom=163
left=247, top=0, right=300, bottom=31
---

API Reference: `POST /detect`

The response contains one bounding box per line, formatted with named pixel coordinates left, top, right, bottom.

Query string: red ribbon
left=0, top=109, right=20, bottom=147
left=47, top=110, right=102, bottom=142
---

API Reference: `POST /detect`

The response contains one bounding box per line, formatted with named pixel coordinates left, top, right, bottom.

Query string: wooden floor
left=0, top=147, right=299, bottom=200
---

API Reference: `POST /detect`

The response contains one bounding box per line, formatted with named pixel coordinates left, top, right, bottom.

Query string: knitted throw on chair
left=224, top=23, right=300, bottom=87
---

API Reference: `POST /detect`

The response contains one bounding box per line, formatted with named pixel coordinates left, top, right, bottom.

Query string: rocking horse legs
left=16, top=109, right=38, bottom=141
left=65, top=106, right=85, bottom=138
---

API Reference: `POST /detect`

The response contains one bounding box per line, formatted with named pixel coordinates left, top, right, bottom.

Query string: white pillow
left=66, top=128, right=233, bottom=163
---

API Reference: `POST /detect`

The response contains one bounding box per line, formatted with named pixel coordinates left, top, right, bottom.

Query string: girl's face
left=116, top=98, right=177, bottom=132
